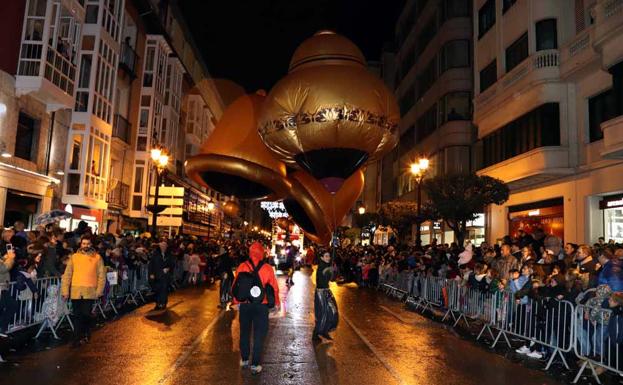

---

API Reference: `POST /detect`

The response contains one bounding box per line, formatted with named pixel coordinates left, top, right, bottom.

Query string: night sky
left=178, top=0, right=402, bottom=93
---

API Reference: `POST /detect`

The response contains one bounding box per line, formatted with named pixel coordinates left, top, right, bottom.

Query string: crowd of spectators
left=323, top=230, right=623, bottom=365
left=0, top=219, right=257, bottom=335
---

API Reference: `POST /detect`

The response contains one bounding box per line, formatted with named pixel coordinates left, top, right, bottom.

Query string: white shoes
left=515, top=345, right=530, bottom=354
left=250, top=365, right=263, bottom=375
left=240, top=360, right=249, bottom=368
left=526, top=351, right=543, bottom=359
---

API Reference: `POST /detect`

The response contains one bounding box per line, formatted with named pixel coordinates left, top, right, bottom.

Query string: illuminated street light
left=409, top=157, right=429, bottom=249
left=149, top=146, right=169, bottom=237
left=358, top=203, right=365, bottom=215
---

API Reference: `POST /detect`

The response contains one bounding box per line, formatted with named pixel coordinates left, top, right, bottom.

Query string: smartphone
left=5, top=244, right=13, bottom=252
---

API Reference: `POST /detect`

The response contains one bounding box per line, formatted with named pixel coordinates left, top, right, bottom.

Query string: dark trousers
left=0, top=290, right=18, bottom=332
left=239, top=303, right=269, bottom=366
left=155, top=279, right=169, bottom=306
left=73, top=299, right=94, bottom=340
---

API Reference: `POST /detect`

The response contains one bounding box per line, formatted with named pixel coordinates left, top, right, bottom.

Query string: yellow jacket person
left=61, top=238, right=106, bottom=300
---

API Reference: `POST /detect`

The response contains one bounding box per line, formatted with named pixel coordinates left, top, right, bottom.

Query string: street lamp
left=150, top=146, right=169, bottom=238
left=357, top=203, right=366, bottom=215
left=410, top=157, right=429, bottom=249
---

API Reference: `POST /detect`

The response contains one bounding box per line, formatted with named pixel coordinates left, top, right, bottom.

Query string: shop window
left=536, top=19, right=557, bottom=51
left=439, top=92, right=471, bottom=123
left=440, top=40, right=470, bottom=73
left=588, top=88, right=616, bottom=142
left=15, top=112, right=38, bottom=161
left=478, top=0, right=496, bottom=39
left=479, top=59, right=497, bottom=92
left=505, top=32, right=528, bottom=72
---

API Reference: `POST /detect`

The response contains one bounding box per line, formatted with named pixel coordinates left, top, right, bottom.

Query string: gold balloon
left=259, top=31, right=399, bottom=186
left=185, top=93, right=291, bottom=200
left=223, top=200, right=240, bottom=217
left=284, top=169, right=365, bottom=244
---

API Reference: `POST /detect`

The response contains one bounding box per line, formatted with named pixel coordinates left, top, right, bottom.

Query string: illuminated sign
left=80, top=215, right=97, bottom=221
left=528, top=210, right=540, bottom=216
left=260, top=201, right=288, bottom=218
left=607, top=199, right=623, bottom=208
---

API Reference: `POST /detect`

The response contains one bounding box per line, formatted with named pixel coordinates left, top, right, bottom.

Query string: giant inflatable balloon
left=259, top=30, right=399, bottom=193
left=185, top=93, right=291, bottom=200
left=284, top=169, right=365, bottom=244
left=222, top=200, right=240, bottom=217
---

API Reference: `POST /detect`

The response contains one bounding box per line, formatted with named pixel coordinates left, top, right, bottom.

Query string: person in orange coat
left=232, top=242, right=280, bottom=375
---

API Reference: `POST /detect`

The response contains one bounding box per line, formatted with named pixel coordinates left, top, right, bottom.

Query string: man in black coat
left=149, top=240, right=175, bottom=311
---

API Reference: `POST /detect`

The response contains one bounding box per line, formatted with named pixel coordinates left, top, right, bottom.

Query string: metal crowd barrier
left=381, top=275, right=576, bottom=373
left=572, top=304, right=622, bottom=384
left=3, top=277, right=73, bottom=339
left=96, top=264, right=152, bottom=319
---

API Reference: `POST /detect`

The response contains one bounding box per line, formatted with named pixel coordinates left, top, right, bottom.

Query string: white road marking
left=342, top=314, right=407, bottom=385
left=379, top=305, right=412, bottom=324
left=157, top=310, right=227, bottom=384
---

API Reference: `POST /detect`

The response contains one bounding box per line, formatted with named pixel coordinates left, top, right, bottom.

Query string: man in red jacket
left=233, top=242, right=280, bottom=375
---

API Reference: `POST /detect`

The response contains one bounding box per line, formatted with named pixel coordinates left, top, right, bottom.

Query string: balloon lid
left=289, top=30, right=366, bottom=72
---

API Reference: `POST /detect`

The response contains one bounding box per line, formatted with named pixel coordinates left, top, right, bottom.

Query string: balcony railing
left=475, top=49, right=560, bottom=116
left=119, top=42, right=138, bottom=78
left=107, top=182, right=130, bottom=209
left=112, top=114, right=131, bottom=144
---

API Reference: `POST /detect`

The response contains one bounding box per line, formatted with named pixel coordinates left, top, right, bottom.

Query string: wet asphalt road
left=0, top=268, right=560, bottom=385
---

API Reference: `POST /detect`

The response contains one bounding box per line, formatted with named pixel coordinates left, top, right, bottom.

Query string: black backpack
left=232, top=260, right=266, bottom=304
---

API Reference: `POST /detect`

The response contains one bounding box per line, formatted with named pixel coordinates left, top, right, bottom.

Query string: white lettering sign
left=260, top=201, right=288, bottom=218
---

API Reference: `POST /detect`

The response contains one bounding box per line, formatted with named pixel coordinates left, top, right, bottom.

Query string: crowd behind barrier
left=324, top=231, right=623, bottom=385
left=0, top=219, right=260, bottom=358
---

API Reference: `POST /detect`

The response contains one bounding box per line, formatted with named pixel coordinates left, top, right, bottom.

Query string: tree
left=379, top=200, right=432, bottom=244
left=423, top=174, right=509, bottom=247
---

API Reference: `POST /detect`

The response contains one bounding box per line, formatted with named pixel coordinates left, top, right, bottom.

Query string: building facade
left=0, top=0, right=226, bottom=235
left=379, top=0, right=477, bottom=244
left=474, top=0, right=623, bottom=244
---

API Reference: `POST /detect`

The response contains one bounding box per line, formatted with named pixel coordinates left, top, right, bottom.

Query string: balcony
left=474, top=49, right=560, bottom=121
left=601, top=115, right=623, bottom=158
left=107, top=182, right=130, bottom=209
left=112, top=114, right=131, bottom=144
left=560, top=29, right=600, bottom=80
left=119, top=42, right=139, bottom=79
left=477, top=147, right=574, bottom=190
left=594, top=0, right=623, bottom=49
left=15, top=45, right=77, bottom=111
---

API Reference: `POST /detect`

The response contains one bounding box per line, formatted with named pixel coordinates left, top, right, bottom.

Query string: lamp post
left=207, top=200, right=215, bottom=241
left=410, top=157, right=429, bottom=249
left=150, top=147, right=169, bottom=238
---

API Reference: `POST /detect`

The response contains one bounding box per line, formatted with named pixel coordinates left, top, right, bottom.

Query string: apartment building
left=0, top=0, right=84, bottom=228
left=380, top=0, right=478, bottom=244
left=474, top=0, right=623, bottom=244
left=0, top=0, right=225, bottom=235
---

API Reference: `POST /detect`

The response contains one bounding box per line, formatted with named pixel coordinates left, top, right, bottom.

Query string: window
left=502, top=0, right=517, bottom=13
left=441, top=0, right=470, bottom=21
left=478, top=0, right=496, bottom=38
left=15, top=112, right=38, bottom=161
left=69, top=135, right=82, bottom=170
left=588, top=89, right=616, bottom=142
left=133, top=166, right=144, bottom=193
left=85, top=5, right=99, bottom=23
left=536, top=19, right=557, bottom=51
left=439, top=92, right=472, bottom=123
left=415, top=17, right=437, bottom=57
left=398, top=126, right=415, bottom=157
left=416, top=104, right=438, bottom=141
left=482, top=103, right=560, bottom=167
left=505, top=32, right=528, bottom=72
left=479, top=59, right=497, bottom=92
left=440, top=40, right=470, bottom=72
left=417, top=57, right=437, bottom=97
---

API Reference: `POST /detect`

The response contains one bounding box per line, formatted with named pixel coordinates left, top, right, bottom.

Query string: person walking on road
left=61, top=236, right=105, bottom=346
left=232, top=242, right=280, bottom=375
left=313, top=252, right=339, bottom=341
left=149, top=240, right=175, bottom=311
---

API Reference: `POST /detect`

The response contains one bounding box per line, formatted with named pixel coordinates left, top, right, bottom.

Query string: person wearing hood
left=61, top=235, right=105, bottom=346
left=232, top=242, right=280, bottom=375
left=314, top=251, right=339, bottom=342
